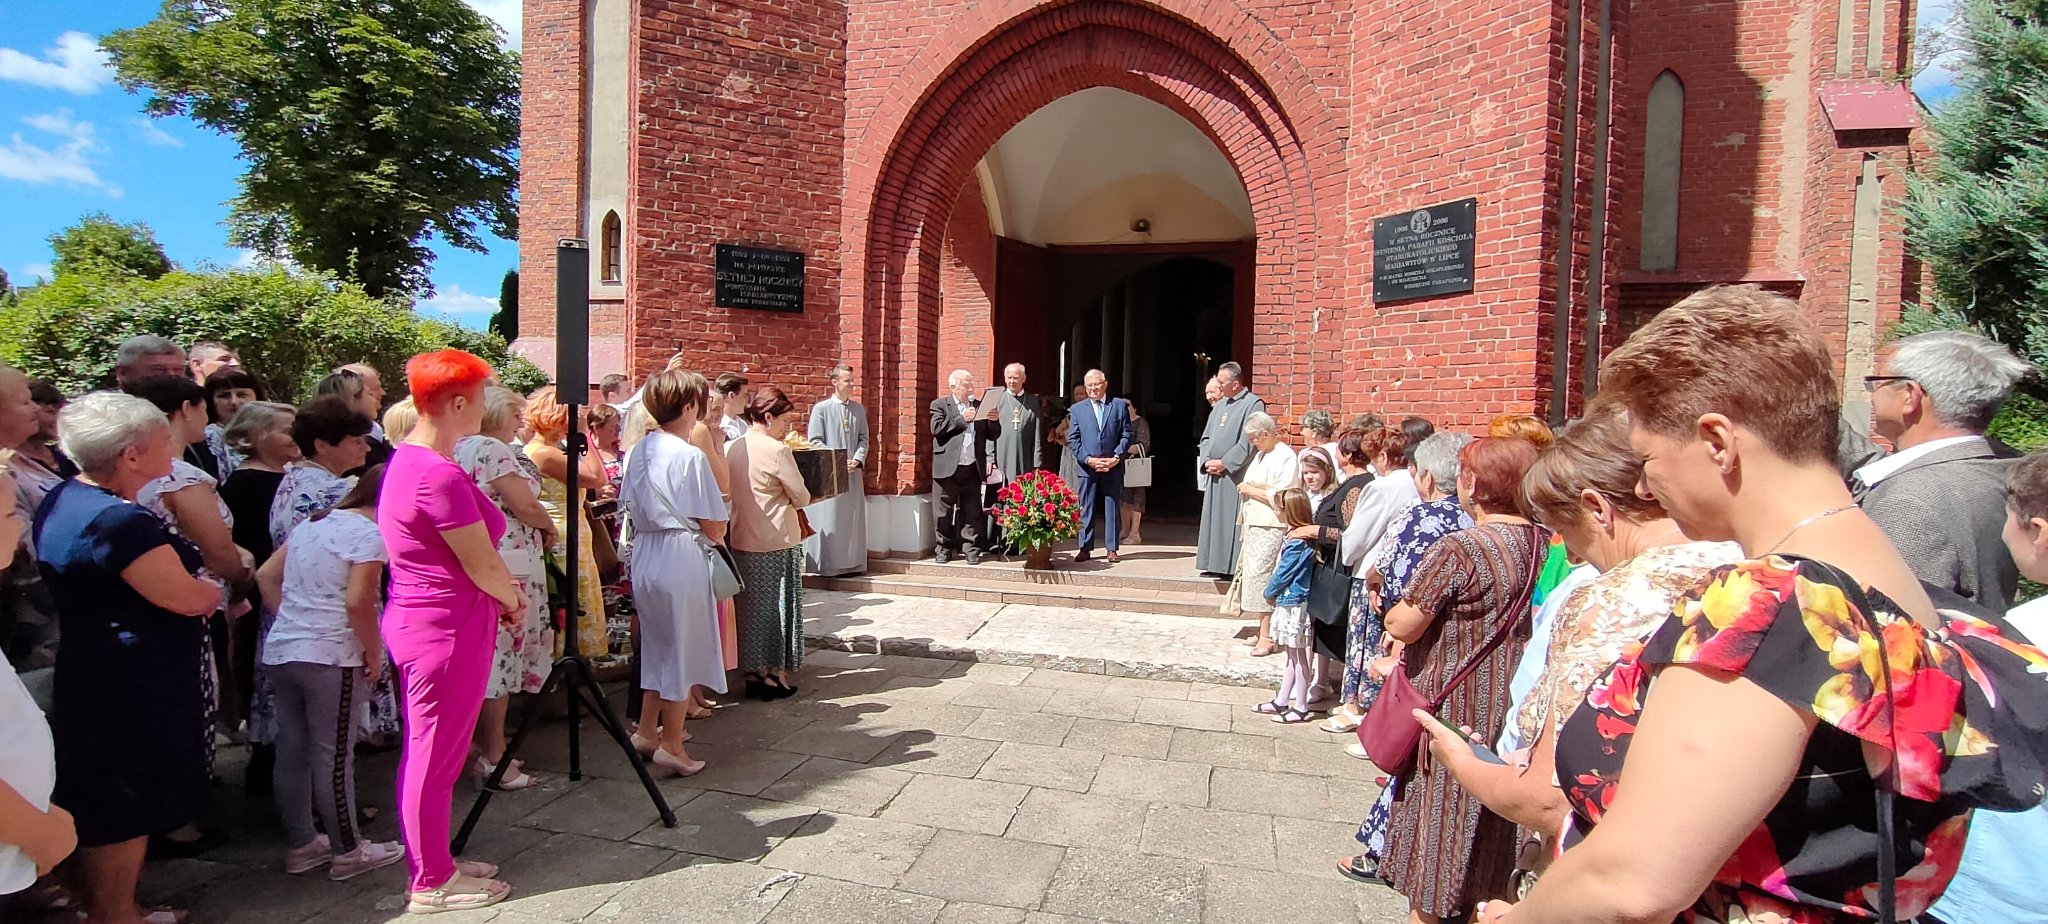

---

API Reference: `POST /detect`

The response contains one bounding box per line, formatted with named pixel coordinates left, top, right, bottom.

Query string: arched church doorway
left=936, top=87, right=1256, bottom=520
left=1048, top=254, right=1241, bottom=517
left=842, top=0, right=1349, bottom=563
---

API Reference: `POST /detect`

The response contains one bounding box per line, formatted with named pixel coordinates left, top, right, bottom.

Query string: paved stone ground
left=113, top=650, right=1408, bottom=924
left=805, top=591, right=1283, bottom=687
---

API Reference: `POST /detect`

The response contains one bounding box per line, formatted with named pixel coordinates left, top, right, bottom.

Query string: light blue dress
left=621, top=432, right=730, bottom=698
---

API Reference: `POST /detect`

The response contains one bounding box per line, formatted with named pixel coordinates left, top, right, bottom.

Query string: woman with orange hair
left=1488, top=414, right=1576, bottom=613
left=376, top=350, right=523, bottom=913
left=524, top=386, right=610, bottom=658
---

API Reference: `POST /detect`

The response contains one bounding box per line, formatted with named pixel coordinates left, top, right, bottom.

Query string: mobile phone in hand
left=1431, top=711, right=1508, bottom=765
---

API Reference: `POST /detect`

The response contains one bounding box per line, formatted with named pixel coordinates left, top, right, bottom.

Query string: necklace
left=1765, top=503, right=1858, bottom=554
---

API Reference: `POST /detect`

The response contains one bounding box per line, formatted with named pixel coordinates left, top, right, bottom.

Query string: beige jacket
left=726, top=428, right=813, bottom=552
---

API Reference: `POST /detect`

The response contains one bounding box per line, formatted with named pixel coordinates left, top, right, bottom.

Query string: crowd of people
left=6, top=280, right=2048, bottom=923
left=0, top=338, right=854, bottom=919
left=1170, top=286, right=2048, bottom=923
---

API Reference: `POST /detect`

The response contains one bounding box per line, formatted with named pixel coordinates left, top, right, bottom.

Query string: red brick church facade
left=516, top=0, right=1926, bottom=527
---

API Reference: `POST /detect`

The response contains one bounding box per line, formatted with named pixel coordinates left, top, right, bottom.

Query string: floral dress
left=136, top=459, right=229, bottom=769
left=457, top=436, right=554, bottom=696
left=204, top=422, right=242, bottom=478
left=1345, top=497, right=1473, bottom=706
left=1511, top=540, right=1742, bottom=747
left=1555, top=555, right=2048, bottom=922
left=269, top=462, right=354, bottom=551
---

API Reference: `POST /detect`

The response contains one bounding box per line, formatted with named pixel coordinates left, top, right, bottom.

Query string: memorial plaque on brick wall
left=1372, top=198, right=1478, bottom=302
left=715, top=244, right=805, bottom=312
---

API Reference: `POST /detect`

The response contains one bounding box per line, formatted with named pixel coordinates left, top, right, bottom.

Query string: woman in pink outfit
left=375, top=350, right=524, bottom=914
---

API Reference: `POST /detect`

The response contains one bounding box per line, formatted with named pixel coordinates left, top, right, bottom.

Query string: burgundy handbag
left=1356, top=556, right=1539, bottom=778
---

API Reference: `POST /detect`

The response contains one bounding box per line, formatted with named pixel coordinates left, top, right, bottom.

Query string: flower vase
left=1023, top=546, right=1055, bottom=570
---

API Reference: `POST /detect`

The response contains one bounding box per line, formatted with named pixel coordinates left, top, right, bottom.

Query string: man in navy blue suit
left=1069, top=369, right=1131, bottom=563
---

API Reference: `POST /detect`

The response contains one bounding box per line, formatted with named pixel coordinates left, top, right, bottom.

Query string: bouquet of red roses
left=990, top=470, right=1083, bottom=552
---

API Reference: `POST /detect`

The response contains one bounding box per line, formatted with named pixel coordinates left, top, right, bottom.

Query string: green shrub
left=0, top=267, right=545, bottom=402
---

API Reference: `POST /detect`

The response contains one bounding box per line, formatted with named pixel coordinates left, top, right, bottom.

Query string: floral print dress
left=1345, top=497, right=1473, bottom=706
left=457, top=436, right=554, bottom=696
left=1555, top=555, right=2048, bottom=922
left=136, top=459, right=229, bottom=769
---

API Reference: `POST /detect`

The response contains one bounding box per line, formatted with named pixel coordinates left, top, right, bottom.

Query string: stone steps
left=863, top=556, right=1230, bottom=594
left=804, top=570, right=1236, bottom=619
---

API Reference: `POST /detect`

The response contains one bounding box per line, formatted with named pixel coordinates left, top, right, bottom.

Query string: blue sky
left=0, top=0, right=1961, bottom=331
left=0, top=0, right=521, bottom=328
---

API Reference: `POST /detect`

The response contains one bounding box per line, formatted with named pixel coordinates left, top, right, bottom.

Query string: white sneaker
left=329, top=840, right=406, bottom=881
left=284, top=834, right=333, bottom=874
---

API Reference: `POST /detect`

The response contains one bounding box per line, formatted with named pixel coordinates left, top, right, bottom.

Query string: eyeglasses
left=1861, top=375, right=1914, bottom=393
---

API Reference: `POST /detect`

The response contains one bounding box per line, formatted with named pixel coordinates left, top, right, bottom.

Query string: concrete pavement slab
left=975, top=742, right=1104, bottom=792
left=1039, top=848, right=1204, bottom=923
left=898, top=830, right=1066, bottom=908
left=879, top=774, right=1030, bottom=835
left=759, top=812, right=938, bottom=887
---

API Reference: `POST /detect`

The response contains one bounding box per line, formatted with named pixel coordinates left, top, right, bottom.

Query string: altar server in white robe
left=804, top=364, right=869, bottom=576
left=621, top=370, right=727, bottom=777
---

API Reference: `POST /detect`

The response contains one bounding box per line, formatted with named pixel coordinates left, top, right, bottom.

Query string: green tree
left=0, top=265, right=545, bottom=401
left=490, top=268, right=519, bottom=342
left=1900, top=0, right=2048, bottom=377
left=49, top=213, right=173, bottom=281
left=104, top=0, right=520, bottom=298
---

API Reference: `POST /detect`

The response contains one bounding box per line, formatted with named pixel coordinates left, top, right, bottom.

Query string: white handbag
left=1123, top=456, right=1154, bottom=488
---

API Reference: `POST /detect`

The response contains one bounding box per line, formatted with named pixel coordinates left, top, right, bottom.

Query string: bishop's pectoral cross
left=1010, top=401, right=1021, bottom=429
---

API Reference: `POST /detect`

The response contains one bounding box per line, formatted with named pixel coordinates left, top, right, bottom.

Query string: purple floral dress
left=1342, top=497, right=1473, bottom=706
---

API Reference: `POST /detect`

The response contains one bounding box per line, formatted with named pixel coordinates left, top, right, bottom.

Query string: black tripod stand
left=451, top=241, right=675, bottom=854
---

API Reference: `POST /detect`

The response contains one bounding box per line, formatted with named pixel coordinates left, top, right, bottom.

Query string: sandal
left=1252, top=701, right=1286, bottom=715
left=455, top=860, right=499, bottom=879
left=407, top=872, right=511, bottom=914
left=1271, top=708, right=1315, bottom=724
left=1249, top=641, right=1280, bottom=658
left=473, top=756, right=535, bottom=792
left=1336, top=855, right=1388, bottom=886
left=1321, top=713, right=1362, bottom=734
left=685, top=704, right=715, bottom=720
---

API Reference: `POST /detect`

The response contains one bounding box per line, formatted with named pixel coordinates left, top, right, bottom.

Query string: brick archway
left=847, top=0, right=1343, bottom=493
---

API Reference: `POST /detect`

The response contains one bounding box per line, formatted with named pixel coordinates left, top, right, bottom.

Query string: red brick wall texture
left=520, top=0, right=1921, bottom=494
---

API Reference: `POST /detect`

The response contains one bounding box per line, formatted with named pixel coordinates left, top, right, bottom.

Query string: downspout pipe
left=1582, top=0, right=1615, bottom=400
left=1549, top=0, right=1586, bottom=426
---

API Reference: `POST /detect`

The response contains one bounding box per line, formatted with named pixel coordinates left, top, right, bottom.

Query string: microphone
left=969, top=397, right=981, bottom=408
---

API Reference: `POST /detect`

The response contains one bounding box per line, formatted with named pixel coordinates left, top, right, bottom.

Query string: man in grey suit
left=931, top=369, right=991, bottom=564
left=1854, top=330, right=2034, bottom=614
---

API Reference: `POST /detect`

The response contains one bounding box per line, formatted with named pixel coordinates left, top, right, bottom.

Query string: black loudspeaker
left=556, top=239, right=590, bottom=391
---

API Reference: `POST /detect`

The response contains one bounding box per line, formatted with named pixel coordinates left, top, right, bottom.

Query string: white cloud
left=0, top=109, right=111, bottom=192
left=418, top=284, right=500, bottom=317
left=9, top=263, right=53, bottom=286
left=131, top=119, right=183, bottom=148
left=0, top=32, right=112, bottom=95
left=465, top=0, right=522, bottom=45
left=1915, top=0, right=1964, bottom=99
